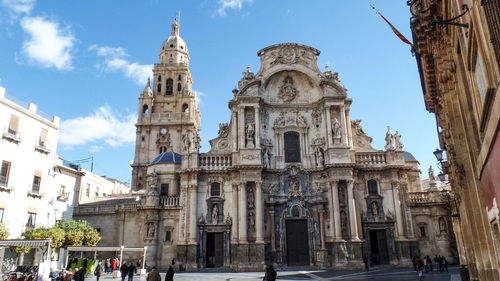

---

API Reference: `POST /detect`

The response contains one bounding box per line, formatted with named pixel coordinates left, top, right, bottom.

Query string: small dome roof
left=160, top=20, right=188, bottom=54
left=403, top=151, right=418, bottom=162
left=150, top=151, right=182, bottom=165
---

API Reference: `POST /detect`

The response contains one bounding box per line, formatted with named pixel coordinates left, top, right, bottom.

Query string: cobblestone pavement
left=92, top=266, right=459, bottom=281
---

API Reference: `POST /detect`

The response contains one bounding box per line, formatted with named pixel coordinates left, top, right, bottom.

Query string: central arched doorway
left=286, top=219, right=309, bottom=265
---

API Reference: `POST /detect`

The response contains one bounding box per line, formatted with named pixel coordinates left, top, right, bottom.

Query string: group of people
left=146, top=260, right=175, bottom=281
left=413, top=254, right=449, bottom=280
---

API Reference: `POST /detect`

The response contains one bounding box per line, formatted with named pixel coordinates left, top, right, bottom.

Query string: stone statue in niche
left=147, top=222, right=155, bottom=238
left=279, top=76, right=298, bottom=103
left=245, top=122, right=255, bottom=148
left=372, top=201, right=379, bottom=217
left=384, top=126, right=394, bottom=150
left=182, top=132, right=191, bottom=152
left=247, top=188, right=255, bottom=209
left=340, top=211, right=348, bottom=237
left=338, top=185, right=346, bottom=205
left=262, top=148, right=271, bottom=167
left=224, top=213, right=232, bottom=225
left=314, top=147, right=324, bottom=167
left=248, top=210, right=255, bottom=233
left=394, top=130, right=403, bottom=151
left=212, top=204, right=219, bottom=224
left=331, top=118, right=342, bottom=143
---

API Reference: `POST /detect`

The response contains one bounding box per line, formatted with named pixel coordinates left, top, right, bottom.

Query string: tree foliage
left=0, top=223, right=9, bottom=240
left=22, top=220, right=100, bottom=249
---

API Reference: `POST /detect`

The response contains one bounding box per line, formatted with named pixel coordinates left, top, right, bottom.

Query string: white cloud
left=59, top=106, right=136, bottom=149
left=2, top=0, right=35, bottom=19
left=216, top=0, right=253, bottom=16
left=20, top=16, right=75, bottom=70
left=193, top=90, right=205, bottom=106
left=89, top=44, right=152, bottom=85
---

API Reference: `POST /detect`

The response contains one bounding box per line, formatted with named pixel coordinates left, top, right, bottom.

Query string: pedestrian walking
left=165, top=265, right=174, bottom=281
left=416, top=258, right=424, bottom=281
left=64, top=269, right=73, bottom=281
left=120, top=263, right=128, bottom=281
left=441, top=256, right=448, bottom=272
left=146, top=267, right=161, bottom=281
left=111, top=259, right=117, bottom=271
left=263, top=265, right=277, bottom=281
left=127, top=262, right=136, bottom=281
left=94, top=262, right=104, bottom=281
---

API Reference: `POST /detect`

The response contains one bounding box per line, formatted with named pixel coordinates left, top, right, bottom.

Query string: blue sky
left=0, top=0, right=439, bottom=185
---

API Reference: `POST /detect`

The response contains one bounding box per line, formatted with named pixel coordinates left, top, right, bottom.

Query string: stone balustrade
left=355, top=152, right=387, bottom=165
left=160, top=196, right=180, bottom=207
left=408, top=192, right=429, bottom=203
left=199, top=154, right=232, bottom=170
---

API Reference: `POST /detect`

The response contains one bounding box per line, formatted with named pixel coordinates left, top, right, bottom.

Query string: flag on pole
left=371, top=5, right=413, bottom=47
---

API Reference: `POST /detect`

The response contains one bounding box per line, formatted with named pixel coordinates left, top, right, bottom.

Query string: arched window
left=177, top=83, right=182, bottom=92
left=178, top=74, right=182, bottom=81
left=157, top=84, right=161, bottom=93
left=210, top=182, right=220, bottom=197
left=159, top=146, right=167, bottom=153
left=142, top=104, right=149, bottom=115
left=166, top=78, right=173, bottom=95
left=158, top=75, right=161, bottom=82
left=182, top=103, right=189, bottom=113
left=284, top=131, right=300, bottom=163
left=368, top=180, right=378, bottom=195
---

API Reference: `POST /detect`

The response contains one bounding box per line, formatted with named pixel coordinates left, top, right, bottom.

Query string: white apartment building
left=0, top=86, right=61, bottom=238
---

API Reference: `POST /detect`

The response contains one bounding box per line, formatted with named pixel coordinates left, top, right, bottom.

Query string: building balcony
left=35, top=140, right=51, bottom=154
left=27, top=184, right=42, bottom=198
left=355, top=152, right=387, bottom=165
left=159, top=196, right=180, bottom=208
left=199, top=154, right=232, bottom=170
left=0, top=176, right=13, bottom=192
left=2, top=127, right=22, bottom=143
left=57, top=192, right=70, bottom=202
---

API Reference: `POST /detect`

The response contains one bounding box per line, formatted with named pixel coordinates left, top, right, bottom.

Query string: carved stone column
left=269, top=209, right=276, bottom=252
left=331, top=181, right=342, bottom=240
left=254, top=106, right=260, bottom=148
left=231, top=184, right=239, bottom=242
left=319, top=210, right=326, bottom=250
left=327, top=182, right=335, bottom=239
left=231, top=111, right=238, bottom=152
left=347, top=180, right=360, bottom=240
left=255, top=182, right=264, bottom=243
left=238, top=182, right=248, bottom=242
left=340, top=106, right=347, bottom=145
left=392, top=182, right=404, bottom=238
left=188, top=185, right=197, bottom=243
left=325, top=105, right=333, bottom=147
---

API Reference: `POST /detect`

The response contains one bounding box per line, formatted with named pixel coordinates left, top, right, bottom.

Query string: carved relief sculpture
left=245, top=122, right=255, bottom=148
left=218, top=123, right=230, bottom=138
left=279, top=76, right=298, bottom=103
left=182, top=132, right=191, bottom=152
left=212, top=204, right=219, bottom=224
left=314, top=147, right=324, bottom=167
left=384, top=126, right=394, bottom=150
left=372, top=201, right=379, bottom=217
left=332, top=118, right=342, bottom=143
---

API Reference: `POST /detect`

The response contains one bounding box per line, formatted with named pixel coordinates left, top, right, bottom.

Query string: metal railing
left=199, top=154, right=232, bottom=170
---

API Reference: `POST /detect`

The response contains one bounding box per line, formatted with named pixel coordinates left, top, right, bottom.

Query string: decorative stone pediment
left=351, top=120, right=376, bottom=152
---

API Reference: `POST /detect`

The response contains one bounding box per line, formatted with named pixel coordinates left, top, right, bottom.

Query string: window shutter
left=40, top=128, right=48, bottom=143
left=9, top=115, right=19, bottom=131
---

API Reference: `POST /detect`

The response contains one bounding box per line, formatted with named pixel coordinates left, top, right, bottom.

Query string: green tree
left=56, top=220, right=101, bottom=247
left=0, top=223, right=9, bottom=240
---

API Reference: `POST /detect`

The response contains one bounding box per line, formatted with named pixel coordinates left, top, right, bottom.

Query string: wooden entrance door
left=369, top=229, right=389, bottom=264
left=206, top=232, right=224, bottom=267
left=286, top=219, right=309, bottom=266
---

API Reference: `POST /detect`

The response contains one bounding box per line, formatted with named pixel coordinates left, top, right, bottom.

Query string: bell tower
left=131, top=19, right=201, bottom=191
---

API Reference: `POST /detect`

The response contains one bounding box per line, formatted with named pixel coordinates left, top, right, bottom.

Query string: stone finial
left=325, top=64, right=329, bottom=72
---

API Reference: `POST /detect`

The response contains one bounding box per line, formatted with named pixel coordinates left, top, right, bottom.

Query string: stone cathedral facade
left=74, top=20, right=457, bottom=270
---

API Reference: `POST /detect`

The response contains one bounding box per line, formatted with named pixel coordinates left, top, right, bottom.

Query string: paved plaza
left=91, top=266, right=460, bottom=281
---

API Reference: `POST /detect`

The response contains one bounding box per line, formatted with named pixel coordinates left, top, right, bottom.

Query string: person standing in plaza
left=111, top=259, right=117, bottom=272
left=441, top=256, right=448, bottom=272
left=434, top=255, right=440, bottom=272
left=105, top=259, right=111, bottom=274
left=120, top=262, right=128, bottom=281
left=74, top=267, right=85, bottom=281
left=416, top=258, right=424, bottom=281
left=146, top=267, right=161, bottom=281
left=94, top=262, right=103, bottom=281
left=127, top=262, right=136, bottom=281
left=165, top=264, right=174, bottom=281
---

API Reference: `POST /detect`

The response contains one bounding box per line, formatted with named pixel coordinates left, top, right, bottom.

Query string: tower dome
left=159, top=19, right=189, bottom=64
